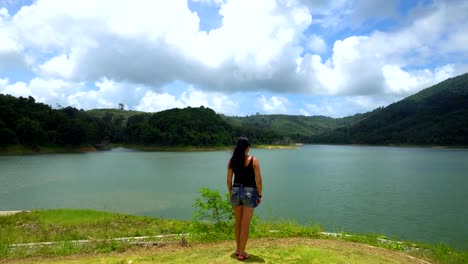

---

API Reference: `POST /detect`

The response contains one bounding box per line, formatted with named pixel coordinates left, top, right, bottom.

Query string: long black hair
left=229, top=137, right=251, bottom=172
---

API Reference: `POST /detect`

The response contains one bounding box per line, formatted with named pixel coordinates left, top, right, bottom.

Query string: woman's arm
left=227, top=160, right=233, bottom=195
left=253, top=157, right=263, bottom=197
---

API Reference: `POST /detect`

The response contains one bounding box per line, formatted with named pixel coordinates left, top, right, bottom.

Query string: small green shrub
left=192, top=187, right=233, bottom=225
left=191, top=187, right=234, bottom=241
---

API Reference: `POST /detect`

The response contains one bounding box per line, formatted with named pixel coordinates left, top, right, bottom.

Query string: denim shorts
left=230, top=186, right=258, bottom=208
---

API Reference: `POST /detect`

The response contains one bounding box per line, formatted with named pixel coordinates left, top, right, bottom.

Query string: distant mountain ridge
left=222, top=114, right=364, bottom=142
left=1, top=73, right=467, bottom=148
left=311, top=73, right=468, bottom=145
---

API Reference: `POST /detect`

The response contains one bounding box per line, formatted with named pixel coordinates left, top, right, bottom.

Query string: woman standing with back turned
left=227, top=137, right=263, bottom=261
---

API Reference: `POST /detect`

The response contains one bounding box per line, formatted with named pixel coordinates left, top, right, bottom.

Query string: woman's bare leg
left=238, top=206, right=254, bottom=255
left=233, top=206, right=243, bottom=252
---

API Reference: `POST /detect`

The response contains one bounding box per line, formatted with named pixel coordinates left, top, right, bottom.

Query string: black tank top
left=233, top=157, right=256, bottom=187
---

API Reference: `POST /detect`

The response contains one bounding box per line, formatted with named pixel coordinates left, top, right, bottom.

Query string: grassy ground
left=2, top=238, right=432, bottom=264
left=0, top=209, right=190, bottom=244
left=1, top=210, right=467, bottom=263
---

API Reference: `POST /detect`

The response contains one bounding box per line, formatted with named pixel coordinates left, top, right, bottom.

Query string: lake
left=1, top=145, right=467, bottom=249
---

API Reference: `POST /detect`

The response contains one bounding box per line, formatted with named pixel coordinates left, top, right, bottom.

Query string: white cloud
left=300, top=95, right=398, bottom=118
left=1, top=77, right=85, bottom=107
left=257, top=95, right=290, bottom=114
left=136, top=87, right=239, bottom=114
left=1, top=0, right=467, bottom=117
left=0, top=78, right=8, bottom=87
left=297, top=0, right=468, bottom=98
left=300, top=102, right=337, bottom=117
left=1, top=81, right=31, bottom=98
left=136, top=91, right=184, bottom=113
left=3, top=0, right=314, bottom=93
left=308, top=34, right=327, bottom=53
left=38, top=54, right=75, bottom=79
left=0, top=77, right=150, bottom=110
left=0, top=7, right=26, bottom=71
left=351, top=0, right=399, bottom=26
left=191, top=0, right=225, bottom=6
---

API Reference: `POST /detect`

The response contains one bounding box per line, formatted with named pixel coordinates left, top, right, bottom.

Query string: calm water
left=1, top=145, right=467, bottom=249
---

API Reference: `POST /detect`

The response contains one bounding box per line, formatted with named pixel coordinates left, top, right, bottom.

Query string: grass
left=1, top=209, right=467, bottom=263
left=0, top=209, right=190, bottom=244
left=0, top=239, right=436, bottom=264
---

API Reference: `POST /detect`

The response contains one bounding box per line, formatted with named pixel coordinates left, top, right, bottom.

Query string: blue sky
left=1, top=0, right=467, bottom=117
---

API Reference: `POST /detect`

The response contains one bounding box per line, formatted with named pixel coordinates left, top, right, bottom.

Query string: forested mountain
left=1, top=73, right=467, bottom=149
left=311, top=73, right=468, bottom=145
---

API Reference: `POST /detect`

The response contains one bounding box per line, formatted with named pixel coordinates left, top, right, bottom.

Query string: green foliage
left=191, top=188, right=234, bottom=241
left=192, top=187, right=233, bottom=225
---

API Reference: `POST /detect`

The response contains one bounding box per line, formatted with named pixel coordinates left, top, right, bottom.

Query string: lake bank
left=1, top=209, right=466, bottom=263
left=0, top=143, right=300, bottom=155
left=0, top=145, right=97, bottom=155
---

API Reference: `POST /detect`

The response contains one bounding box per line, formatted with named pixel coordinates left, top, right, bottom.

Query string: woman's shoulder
left=251, top=156, right=259, bottom=165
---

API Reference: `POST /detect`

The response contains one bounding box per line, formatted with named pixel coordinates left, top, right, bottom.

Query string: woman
left=227, top=137, right=263, bottom=261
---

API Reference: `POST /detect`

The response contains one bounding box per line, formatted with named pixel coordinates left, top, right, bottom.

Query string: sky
left=0, top=0, right=467, bottom=118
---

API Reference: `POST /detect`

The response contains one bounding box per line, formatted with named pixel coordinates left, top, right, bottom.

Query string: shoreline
left=0, top=144, right=300, bottom=155
left=1, top=143, right=467, bottom=155
left=0, top=145, right=98, bottom=155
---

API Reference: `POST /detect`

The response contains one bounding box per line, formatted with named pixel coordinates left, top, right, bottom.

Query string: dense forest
left=0, top=95, right=284, bottom=147
left=1, top=73, right=467, bottom=150
left=0, top=96, right=108, bottom=146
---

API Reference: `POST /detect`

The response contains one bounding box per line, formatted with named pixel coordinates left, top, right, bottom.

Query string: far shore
left=2, top=143, right=467, bottom=155
left=0, top=145, right=98, bottom=155
left=0, top=144, right=299, bottom=155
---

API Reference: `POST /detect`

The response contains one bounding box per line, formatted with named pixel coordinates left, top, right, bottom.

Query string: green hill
left=312, top=73, right=468, bottom=145
left=223, top=114, right=364, bottom=143
left=125, top=106, right=234, bottom=146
